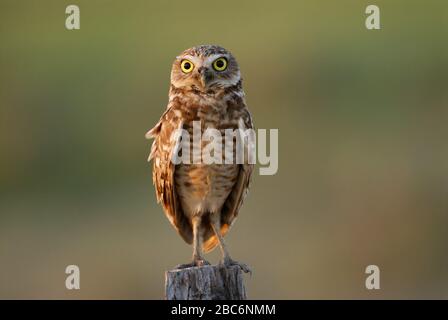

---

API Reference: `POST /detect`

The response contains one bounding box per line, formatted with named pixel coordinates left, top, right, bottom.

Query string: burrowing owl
left=146, top=45, right=253, bottom=272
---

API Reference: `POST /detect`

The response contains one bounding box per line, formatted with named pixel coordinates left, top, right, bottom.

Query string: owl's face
left=170, top=45, right=241, bottom=92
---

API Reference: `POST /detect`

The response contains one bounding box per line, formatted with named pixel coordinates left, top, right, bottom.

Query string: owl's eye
left=212, top=57, right=227, bottom=71
left=180, top=59, right=194, bottom=73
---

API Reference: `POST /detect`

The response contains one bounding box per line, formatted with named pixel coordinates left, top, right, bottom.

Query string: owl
left=146, top=45, right=253, bottom=272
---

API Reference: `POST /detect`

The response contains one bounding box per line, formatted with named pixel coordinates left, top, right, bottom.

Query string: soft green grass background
left=1, top=0, right=447, bottom=298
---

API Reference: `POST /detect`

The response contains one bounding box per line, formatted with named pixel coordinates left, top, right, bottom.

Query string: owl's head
left=170, top=45, right=241, bottom=92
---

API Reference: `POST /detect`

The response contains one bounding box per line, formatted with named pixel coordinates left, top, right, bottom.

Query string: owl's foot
left=221, top=257, right=252, bottom=275
left=175, top=258, right=210, bottom=270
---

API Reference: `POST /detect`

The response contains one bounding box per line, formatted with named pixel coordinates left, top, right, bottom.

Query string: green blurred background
left=1, top=0, right=447, bottom=299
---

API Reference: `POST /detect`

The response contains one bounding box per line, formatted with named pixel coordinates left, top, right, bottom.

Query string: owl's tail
left=202, top=223, right=230, bottom=253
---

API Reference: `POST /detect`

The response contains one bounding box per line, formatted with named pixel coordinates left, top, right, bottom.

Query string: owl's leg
left=191, top=216, right=210, bottom=266
left=210, top=213, right=252, bottom=274
left=175, top=216, right=210, bottom=269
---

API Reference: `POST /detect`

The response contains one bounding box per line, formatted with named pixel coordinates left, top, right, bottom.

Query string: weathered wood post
left=165, top=265, right=247, bottom=300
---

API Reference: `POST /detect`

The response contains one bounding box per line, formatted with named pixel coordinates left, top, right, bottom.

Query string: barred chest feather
left=175, top=163, right=239, bottom=217
left=172, top=89, right=244, bottom=218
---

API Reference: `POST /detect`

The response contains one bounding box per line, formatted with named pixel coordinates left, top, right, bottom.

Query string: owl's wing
left=203, top=110, right=255, bottom=252
left=146, top=108, right=193, bottom=244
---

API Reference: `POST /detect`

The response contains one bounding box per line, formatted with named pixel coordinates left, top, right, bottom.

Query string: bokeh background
left=1, top=0, right=447, bottom=299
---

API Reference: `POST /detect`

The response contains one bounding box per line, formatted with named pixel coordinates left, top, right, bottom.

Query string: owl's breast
left=175, top=163, right=239, bottom=218
left=168, top=89, right=248, bottom=217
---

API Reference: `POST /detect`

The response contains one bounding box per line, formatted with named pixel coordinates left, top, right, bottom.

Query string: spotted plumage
left=146, top=45, right=253, bottom=272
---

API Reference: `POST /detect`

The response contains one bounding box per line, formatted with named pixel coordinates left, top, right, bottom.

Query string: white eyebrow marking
left=204, top=54, right=228, bottom=66
left=176, top=55, right=203, bottom=67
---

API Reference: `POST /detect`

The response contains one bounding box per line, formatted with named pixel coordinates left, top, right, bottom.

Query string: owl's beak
left=197, top=67, right=211, bottom=89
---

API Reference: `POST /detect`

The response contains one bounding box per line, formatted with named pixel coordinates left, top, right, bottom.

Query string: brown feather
left=202, top=113, right=254, bottom=253
left=148, top=109, right=193, bottom=244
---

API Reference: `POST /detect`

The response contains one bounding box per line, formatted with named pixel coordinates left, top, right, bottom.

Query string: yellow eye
left=180, top=59, right=194, bottom=73
left=212, top=57, right=227, bottom=71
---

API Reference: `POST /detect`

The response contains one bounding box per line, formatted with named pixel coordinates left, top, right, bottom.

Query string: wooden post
left=165, top=265, right=247, bottom=300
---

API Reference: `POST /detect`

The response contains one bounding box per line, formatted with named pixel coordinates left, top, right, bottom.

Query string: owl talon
left=174, top=262, right=194, bottom=269
left=174, top=259, right=210, bottom=270
left=221, top=257, right=252, bottom=275
left=195, top=259, right=210, bottom=267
